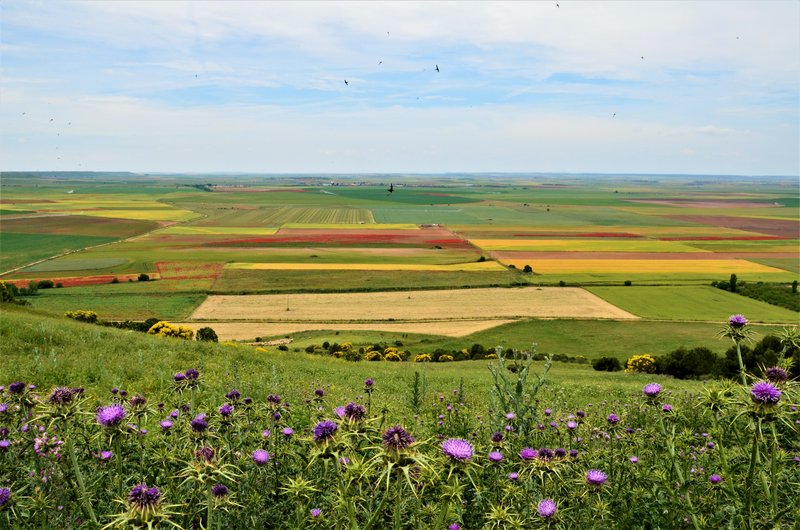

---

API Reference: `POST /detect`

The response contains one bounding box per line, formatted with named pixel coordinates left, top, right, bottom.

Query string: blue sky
left=1, top=1, right=798, bottom=175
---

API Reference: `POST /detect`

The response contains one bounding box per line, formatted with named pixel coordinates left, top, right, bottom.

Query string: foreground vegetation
left=1, top=308, right=799, bottom=528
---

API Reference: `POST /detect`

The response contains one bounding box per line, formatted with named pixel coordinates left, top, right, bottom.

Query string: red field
left=3, top=273, right=158, bottom=287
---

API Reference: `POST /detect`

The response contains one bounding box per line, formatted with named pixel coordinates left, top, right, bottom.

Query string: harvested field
left=494, top=251, right=800, bottom=260
left=173, top=320, right=517, bottom=340
left=500, top=258, right=787, bottom=274
left=189, top=287, right=639, bottom=321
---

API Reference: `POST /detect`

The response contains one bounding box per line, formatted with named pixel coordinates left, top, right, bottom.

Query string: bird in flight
left=612, top=113, right=616, bottom=118
left=641, top=56, right=644, bottom=60
left=49, top=118, right=54, bottom=122
left=556, top=2, right=559, bottom=7
left=344, top=79, right=349, bottom=86
left=435, top=65, right=440, bottom=72
left=378, top=60, right=382, bottom=65
left=387, top=183, right=394, bottom=194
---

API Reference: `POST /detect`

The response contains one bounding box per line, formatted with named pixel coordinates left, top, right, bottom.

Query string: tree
left=37, top=279, right=55, bottom=289
left=592, top=357, right=622, bottom=372
left=792, top=280, right=798, bottom=294
left=729, top=273, right=738, bottom=293
left=138, top=273, right=150, bottom=282
left=197, top=327, right=219, bottom=342
left=522, top=264, right=533, bottom=274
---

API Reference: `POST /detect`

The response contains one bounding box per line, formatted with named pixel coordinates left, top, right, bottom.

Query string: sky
left=1, top=1, right=798, bottom=175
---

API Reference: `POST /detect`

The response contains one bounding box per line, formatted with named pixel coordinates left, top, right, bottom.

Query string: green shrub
left=37, top=279, right=55, bottom=289
left=592, top=356, right=622, bottom=372
left=137, top=273, right=150, bottom=282
left=196, top=327, right=219, bottom=342
left=656, top=347, right=719, bottom=379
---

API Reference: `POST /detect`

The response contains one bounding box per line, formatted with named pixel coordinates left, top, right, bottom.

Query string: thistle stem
left=66, top=436, right=98, bottom=527
left=734, top=340, right=747, bottom=386
left=207, top=484, right=214, bottom=530
left=744, top=423, right=760, bottom=525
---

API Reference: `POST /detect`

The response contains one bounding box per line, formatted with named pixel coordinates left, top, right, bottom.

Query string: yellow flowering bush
left=65, top=310, right=99, bottom=323
left=147, top=321, right=194, bottom=340
left=364, top=350, right=383, bottom=362
left=484, top=353, right=498, bottom=359
left=384, top=352, right=402, bottom=362
left=438, top=355, right=454, bottom=363
left=414, top=354, right=432, bottom=363
left=625, top=353, right=657, bottom=374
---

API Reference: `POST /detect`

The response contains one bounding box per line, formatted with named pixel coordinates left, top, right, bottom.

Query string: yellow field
left=469, top=239, right=704, bottom=252
left=502, top=258, right=788, bottom=274
left=189, top=287, right=639, bottom=321
left=174, top=320, right=517, bottom=340
left=225, top=261, right=508, bottom=272
left=157, top=226, right=278, bottom=235
left=75, top=209, right=199, bottom=222
left=280, top=223, right=419, bottom=230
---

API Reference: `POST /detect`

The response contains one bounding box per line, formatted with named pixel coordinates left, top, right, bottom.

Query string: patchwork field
left=189, top=287, right=639, bottom=321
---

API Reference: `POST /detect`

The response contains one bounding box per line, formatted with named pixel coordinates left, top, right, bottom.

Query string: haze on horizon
left=1, top=1, right=798, bottom=176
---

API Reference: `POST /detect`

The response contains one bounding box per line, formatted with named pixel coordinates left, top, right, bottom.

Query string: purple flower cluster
left=313, top=420, right=338, bottom=443
left=750, top=381, right=782, bottom=405
left=0, top=487, right=9, bottom=506
left=128, top=484, right=160, bottom=510
left=537, top=498, right=557, bottom=518
left=211, top=483, right=229, bottom=498
left=225, top=389, right=241, bottom=401
left=48, top=387, right=83, bottom=406
left=8, top=382, right=26, bottom=394
left=219, top=404, right=234, bottom=417
left=344, top=402, right=366, bottom=422
left=520, top=447, right=537, bottom=460
left=382, top=425, right=415, bottom=451
left=442, top=438, right=474, bottom=461
left=643, top=383, right=662, bottom=398
left=709, top=474, right=722, bottom=484
left=96, top=404, right=126, bottom=428
left=764, top=367, right=789, bottom=383
left=607, top=413, right=620, bottom=425
left=488, top=451, right=503, bottom=462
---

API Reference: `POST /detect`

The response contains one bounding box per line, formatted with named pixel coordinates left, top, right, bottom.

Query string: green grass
left=0, top=232, right=118, bottom=271
left=0, top=306, right=703, bottom=407
left=211, top=268, right=522, bottom=292
left=587, top=285, right=799, bottom=322
left=22, top=290, right=206, bottom=320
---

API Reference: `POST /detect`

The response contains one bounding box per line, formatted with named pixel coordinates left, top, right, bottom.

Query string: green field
left=0, top=232, right=118, bottom=271
left=587, top=285, right=799, bottom=322
left=22, top=290, right=206, bottom=320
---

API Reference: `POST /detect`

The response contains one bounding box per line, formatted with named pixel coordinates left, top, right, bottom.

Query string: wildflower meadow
left=0, top=317, right=798, bottom=529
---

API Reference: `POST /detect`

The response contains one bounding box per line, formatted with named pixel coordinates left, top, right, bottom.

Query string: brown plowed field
left=666, top=216, right=799, bottom=238
left=190, top=287, right=638, bottom=321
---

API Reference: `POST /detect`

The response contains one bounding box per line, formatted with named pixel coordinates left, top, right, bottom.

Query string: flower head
left=709, top=474, right=722, bottom=484
left=195, top=446, right=215, bottom=462
left=211, top=483, right=228, bottom=498
left=252, top=449, right=270, bottom=466
left=441, top=438, right=474, bottom=461
left=508, top=472, right=519, bottom=481
left=128, top=484, right=160, bottom=510
left=8, top=382, right=25, bottom=394
left=489, top=451, right=503, bottom=462
left=729, top=314, right=747, bottom=327
left=751, top=381, right=782, bottom=405
left=449, top=524, right=461, bottom=530
left=313, top=420, right=338, bottom=443
left=586, top=469, right=608, bottom=486
left=225, top=389, right=241, bottom=401
left=191, top=413, right=209, bottom=433
left=310, top=508, right=322, bottom=518
left=314, top=389, right=324, bottom=397
left=99, top=450, right=113, bottom=461
left=567, top=421, right=578, bottom=430
left=607, top=413, right=620, bottom=425
left=344, top=402, right=366, bottom=422
left=520, top=447, right=537, bottom=460
left=185, top=368, right=199, bottom=380
left=643, top=383, right=662, bottom=398
left=159, top=420, right=173, bottom=430
left=282, top=427, right=294, bottom=437
left=219, top=404, right=234, bottom=417
left=0, top=488, right=9, bottom=506
left=630, top=456, right=639, bottom=464
left=662, top=404, right=673, bottom=412
left=382, top=425, right=415, bottom=452
left=364, top=378, right=374, bottom=388
left=49, top=387, right=80, bottom=406
left=764, top=367, right=789, bottom=383
left=537, top=498, right=557, bottom=518
left=96, top=404, right=126, bottom=427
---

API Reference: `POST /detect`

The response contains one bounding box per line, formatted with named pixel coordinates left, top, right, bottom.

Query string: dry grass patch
left=190, top=287, right=638, bottom=321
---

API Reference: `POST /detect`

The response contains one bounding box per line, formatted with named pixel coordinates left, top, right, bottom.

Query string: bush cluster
left=712, top=279, right=800, bottom=312
left=64, top=310, right=99, bottom=324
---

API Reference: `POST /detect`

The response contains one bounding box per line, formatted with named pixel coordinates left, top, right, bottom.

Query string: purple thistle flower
left=170, top=409, right=179, bottom=419
left=49, top=387, right=78, bottom=406
left=630, top=456, right=639, bottom=464
left=219, top=404, right=234, bottom=417
left=96, top=404, right=126, bottom=428
left=520, top=447, right=537, bottom=460
left=314, top=389, right=325, bottom=397
left=544, top=408, right=552, bottom=416
left=0, top=403, right=7, bottom=414
left=490, top=431, right=503, bottom=443
left=0, top=440, right=10, bottom=450
left=173, top=372, right=185, bottom=382
left=267, top=394, right=282, bottom=405
left=570, top=449, right=579, bottom=458
left=8, top=382, right=25, bottom=394
left=643, top=383, right=662, bottom=398
left=99, top=450, right=113, bottom=461
left=129, top=395, right=146, bottom=408
left=344, top=402, right=367, bottom=422
left=0, top=488, right=9, bottom=506
left=751, top=381, right=782, bottom=404
left=128, top=484, right=160, bottom=510
left=441, top=438, right=474, bottom=461
left=282, top=427, right=294, bottom=437
left=243, top=397, right=253, bottom=405
left=508, top=472, right=519, bottom=481
left=607, top=413, right=620, bottom=425
left=252, top=449, right=270, bottom=466
left=195, top=446, right=214, bottom=462
left=225, top=389, right=241, bottom=401
left=185, top=368, right=199, bottom=380
left=382, top=425, right=415, bottom=451
left=537, top=498, right=557, bottom=518
left=764, top=366, right=789, bottom=383
left=364, top=378, right=374, bottom=388
left=554, top=447, right=567, bottom=458
left=159, top=420, right=173, bottom=430
left=313, top=420, right=338, bottom=443
left=709, top=474, right=722, bottom=484
left=334, top=406, right=346, bottom=418
left=489, top=451, right=503, bottom=462
left=111, top=387, right=119, bottom=395
left=505, top=412, right=515, bottom=420
left=191, top=413, right=209, bottom=433
left=567, top=421, right=578, bottom=430
left=662, top=404, right=673, bottom=412
left=310, top=508, right=322, bottom=518
left=538, top=447, right=554, bottom=461
left=728, top=314, right=747, bottom=327
left=211, top=483, right=228, bottom=498
left=119, top=390, right=128, bottom=398
left=449, top=524, right=461, bottom=530
left=586, top=469, right=608, bottom=486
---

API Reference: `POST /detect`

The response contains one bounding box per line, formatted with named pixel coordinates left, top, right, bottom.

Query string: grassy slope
left=0, top=306, right=702, bottom=410
left=587, top=285, right=798, bottom=322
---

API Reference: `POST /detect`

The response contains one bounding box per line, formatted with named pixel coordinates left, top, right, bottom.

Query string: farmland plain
left=1, top=172, right=797, bottom=361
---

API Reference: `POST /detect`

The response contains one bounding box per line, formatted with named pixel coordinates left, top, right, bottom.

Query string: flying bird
left=641, top=56, right=644, bottom=60
left=612, top=113, right=616, bottom=118
left=435, top=65, right=440, bottom=72
left=49, top=118, right=54, bottom=122
left=344, top=79, right=349, bottom=85
left=387, top=183, right=394, bottom=194
left=556, top=2, right=559, bottom=7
